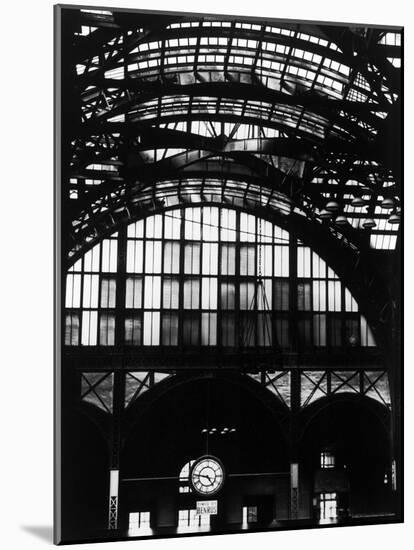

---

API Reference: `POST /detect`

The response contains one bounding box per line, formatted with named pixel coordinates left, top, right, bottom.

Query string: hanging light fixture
left=326, top=200, right=340, bottom=212
left=319, top=209, right=332, bottom=219
left=388, top=211, right=401, bottom=225
left=335, top=215, right=348, bottom=225
left=362, top=218, right=376, bottom=229
left=381, top=197, right=395, bottom=209
left=351, top=196, right=366, bottom=207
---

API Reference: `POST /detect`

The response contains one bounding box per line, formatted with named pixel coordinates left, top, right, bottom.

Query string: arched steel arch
left=65, top=198, right=394, bottom=355
left=61, top=8, right=401, bottom=263
left=121, top=370, right=292, bottom=450
left=296, top=392, right=391, bottom=444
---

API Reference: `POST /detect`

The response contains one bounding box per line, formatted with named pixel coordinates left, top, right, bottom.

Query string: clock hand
left=196, top=474, right=213, bottom=481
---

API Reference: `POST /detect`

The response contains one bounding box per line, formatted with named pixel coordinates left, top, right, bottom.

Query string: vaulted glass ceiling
left=63, top=8, right=402, bottom=260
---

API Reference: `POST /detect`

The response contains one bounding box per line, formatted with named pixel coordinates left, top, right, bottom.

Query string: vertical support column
left=115, top=221, right=127, bottom=346
left=235, top=209, right=241, bottom=348
left=108, top=368, right=126, bottom=530
left=388, top=255, right=402, bottom=516
left=290, top=462, right=299, bottom=520
left=391, top=459, right=397, bottom=492
left=217, top=211, right=223, bottom=348
left=107, top=218, right=128, bottom=530
left=290, top=367, right=301, bottom=520
left=108, top=469, right=120, bottom=530
left=177, top=207, right=185, bottom=350
left=290, top=367, right=301, bottom=411
left=288, top=227, right=298, bottom=351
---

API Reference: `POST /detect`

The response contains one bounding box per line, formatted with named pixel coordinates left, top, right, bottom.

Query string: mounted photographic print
left=54, top=4, right=403, bottom=544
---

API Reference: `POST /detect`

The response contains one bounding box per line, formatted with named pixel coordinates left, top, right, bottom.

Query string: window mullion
left=115, top=226, right=128, bottom=346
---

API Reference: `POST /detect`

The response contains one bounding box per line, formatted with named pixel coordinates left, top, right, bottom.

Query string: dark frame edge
left=55, top=3, right=404, bottom=32
left=399, top=24, right=405, bottom=526
left=54, top=3, right=63, bottom=546
left=51, top=3, right=404, bottom=543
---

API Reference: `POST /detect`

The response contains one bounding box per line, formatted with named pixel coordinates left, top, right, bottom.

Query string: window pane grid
left=65, top=207, right=374, bottom=350
left=125, top=277, right=143, bottom=309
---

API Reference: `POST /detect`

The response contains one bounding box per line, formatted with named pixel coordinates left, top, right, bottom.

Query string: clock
left=190, top=456, right=225, bottom=495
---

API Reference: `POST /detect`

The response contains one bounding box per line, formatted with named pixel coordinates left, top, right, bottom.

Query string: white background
left=1, top=0, right=411, bottom=548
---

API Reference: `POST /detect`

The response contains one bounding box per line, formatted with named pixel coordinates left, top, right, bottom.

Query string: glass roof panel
left=68, top=9, right=401, bottom=257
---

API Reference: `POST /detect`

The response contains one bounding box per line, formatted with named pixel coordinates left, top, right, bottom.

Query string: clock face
left=190, top=456, right=224, bottom=495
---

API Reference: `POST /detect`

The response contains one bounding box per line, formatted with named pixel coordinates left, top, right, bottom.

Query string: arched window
left=178, top=459, right=195, bottom=493
left=65, top=206, right=376, bottom=350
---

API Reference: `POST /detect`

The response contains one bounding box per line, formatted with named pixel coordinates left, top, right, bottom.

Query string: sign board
left=196, top=500, right=218, bottom=515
